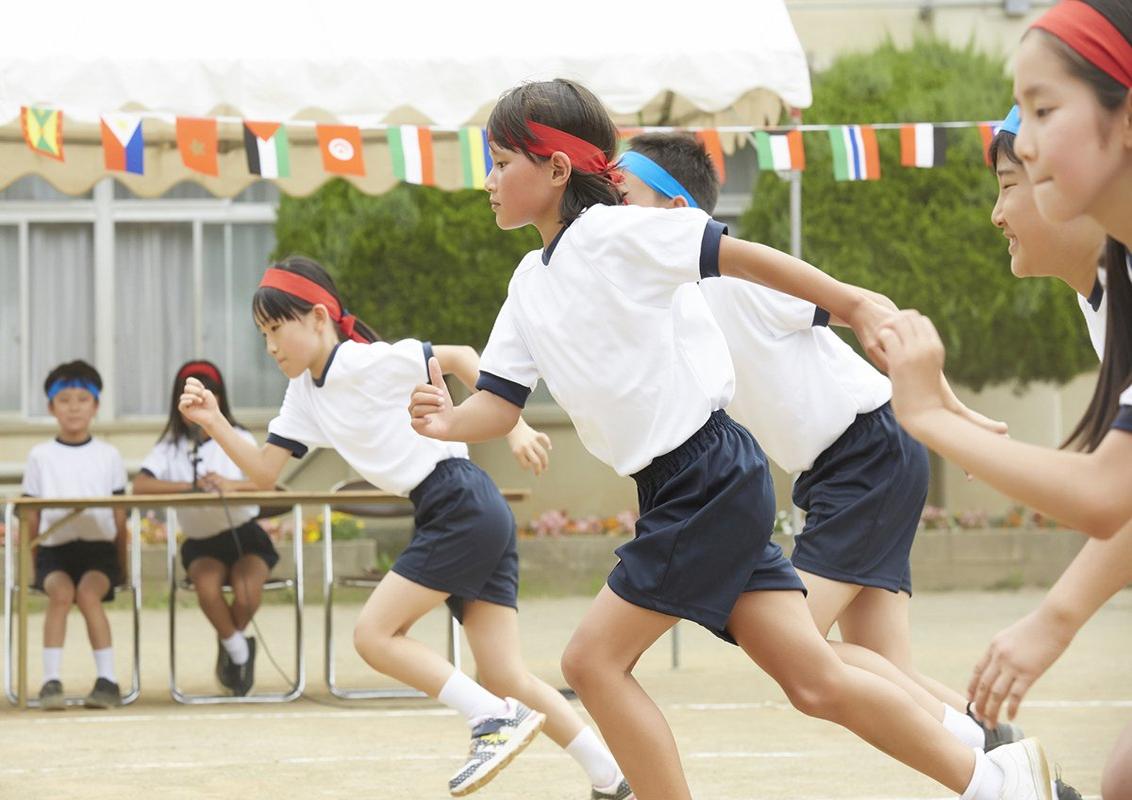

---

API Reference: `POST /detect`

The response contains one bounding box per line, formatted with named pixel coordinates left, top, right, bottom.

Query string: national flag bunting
left=316, top=125, right=366, bottom=176
left=978, top=123, right=996, bottom=166
left=388, top=126, right=435, bottom=186
left=243, top=122, right=291, bottom=179
left=752, top=130, right=805, bottom=172
left=176, top=117, right=219, bottom=176
left=900, top=124, right=948, bottom=168
left=829, top=125, right=880, bottom=181
left=458, top=127, right=492, bottom=189
left=100, top=114, right=144, bottom=175
left=695, top=129, right=727, bottom=183
left=21, top=107, right=64, bottom=161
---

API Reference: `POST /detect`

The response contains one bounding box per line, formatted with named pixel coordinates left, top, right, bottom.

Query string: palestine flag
left=244, top=122, right=291, bottom=179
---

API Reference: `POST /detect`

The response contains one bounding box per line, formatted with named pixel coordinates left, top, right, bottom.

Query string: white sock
left=437, top=670, right=509, bottom=726
left=944, top=704, right=986, bottom=750
left=222, top=631, right=249, bottom=666
left=92, top=648, right=116, bottom=683
left=961, top=748, right=1005, bottom=800
left=42, top=647, right=63, bottom=682
left=566, top=727, right=620, bottom=789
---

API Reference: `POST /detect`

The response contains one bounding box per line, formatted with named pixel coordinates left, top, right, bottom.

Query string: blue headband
left=995, top=105, right=1021, bottom=137
left=618, top=150, right=699, bottom=209
left=47, top=378, right=100, bottom=402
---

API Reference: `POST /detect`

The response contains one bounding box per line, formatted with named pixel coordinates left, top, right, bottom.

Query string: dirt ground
left=0, top=589, right=1127, bottom=799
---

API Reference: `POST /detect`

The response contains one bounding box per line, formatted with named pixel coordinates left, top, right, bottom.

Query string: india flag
left=752, top=130, right=805, bottom=172
left=829, top=125, right=880, bottom=181
left=900, top=124, right=947, bottom=168
left=243, top=122, right=291, bottom=179
left=388, top=126, right=435, bottom=186
left=458, top=127, right=492, bottom=189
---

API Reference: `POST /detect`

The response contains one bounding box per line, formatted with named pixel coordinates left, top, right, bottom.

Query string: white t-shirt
left=140, top=431, right=259, bottom=538
left=699, top=277, right=892, bottom=474
left=1076, top=274, right=1107, bottom=361
left=21, top=438, right=126, bottom=547
left=267, top=339, right=468, bottom=496
left=478, top=204, right=735, bottom=477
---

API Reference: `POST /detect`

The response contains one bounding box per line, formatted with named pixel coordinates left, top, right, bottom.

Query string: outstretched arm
left=410, top=357, right=522, bottom=444
left=179, top=378, right=291, bottom=490
left=880, top=311, right=1132, bottom=539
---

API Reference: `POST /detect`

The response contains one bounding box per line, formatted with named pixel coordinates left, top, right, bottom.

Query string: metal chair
left=323, top=479, right=462, bottom=699
left=166, top=502, right=304, bottom=704
left=3, top=504, right=142, bottom=707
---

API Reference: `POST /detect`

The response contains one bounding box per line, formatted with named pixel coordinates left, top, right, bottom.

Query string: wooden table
left=4, top=488, right=529, bottom=708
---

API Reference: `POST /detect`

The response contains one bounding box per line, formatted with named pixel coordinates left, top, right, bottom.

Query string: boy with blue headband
left=22, top=360, right=128, bottom=710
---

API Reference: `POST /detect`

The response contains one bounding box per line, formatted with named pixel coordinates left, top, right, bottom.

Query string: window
left=0, top=226, right=19, bottom=411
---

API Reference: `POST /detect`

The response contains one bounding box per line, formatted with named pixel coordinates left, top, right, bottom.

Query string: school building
left=0, top=0, right=1090, bottom=524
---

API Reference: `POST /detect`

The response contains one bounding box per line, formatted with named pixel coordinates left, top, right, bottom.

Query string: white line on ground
left=27, top=707, right=460, bottom=724
left=672, top=700, right=1132, bottom=711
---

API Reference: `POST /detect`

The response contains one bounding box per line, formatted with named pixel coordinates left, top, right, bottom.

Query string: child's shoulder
left=574, top=203, right=710, bottom=240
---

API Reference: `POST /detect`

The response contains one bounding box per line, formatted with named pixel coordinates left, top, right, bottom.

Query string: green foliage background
left=739, top=38, right=1096, bottom=390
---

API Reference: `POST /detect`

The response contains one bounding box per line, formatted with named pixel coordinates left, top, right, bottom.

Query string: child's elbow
left=1081, top=508, right=1126, bottom=540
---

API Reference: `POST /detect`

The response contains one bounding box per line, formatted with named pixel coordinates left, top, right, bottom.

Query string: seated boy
left=21, top=360, right=128, bottom=709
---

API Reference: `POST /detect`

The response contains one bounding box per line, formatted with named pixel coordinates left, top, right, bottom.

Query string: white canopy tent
left=0, top=0, right=812, bottom=197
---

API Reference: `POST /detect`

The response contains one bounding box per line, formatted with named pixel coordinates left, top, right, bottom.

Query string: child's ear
left=671, top=196, right=689, bottom=209
left=549, top=152, right=572, bottom=186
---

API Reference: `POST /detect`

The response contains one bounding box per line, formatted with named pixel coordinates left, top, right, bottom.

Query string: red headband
left=177, top=362, right=221, bottom=386
left=521, top=121, right=623, bottom=183
left=1031, top=1, right=1132, bottom=88
left=258, top=268, right=367, bottom=343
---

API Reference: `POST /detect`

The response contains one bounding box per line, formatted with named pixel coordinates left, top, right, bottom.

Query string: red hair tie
left=258, top=268, right=368, bottom=344
left=177, top=361, right=221, bottom=386
left=1031, top=1, right=1132, bottom=88
left=521, top=121, right=624, bottom=184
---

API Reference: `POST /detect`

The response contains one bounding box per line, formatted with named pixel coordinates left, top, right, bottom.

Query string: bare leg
left=839, top=587, right=970, bottom=713
left=797, top=569, right=860, bottom=635
left=74, top=572, right=112, bottom=651
left=728, top=589, right=975, bottom=793
left=228, top=555, right=269, bottom=631
left=351, top=571, right=461, bottom=697
left=561, top=586, right=686, bottom=800
left=461, top=599, right=586, bottom=747
left=188, top=557, right=238, bottom=639
left=42, top=572, right=75, bottom=648
left=1103, top=721, right=1132, bottom=800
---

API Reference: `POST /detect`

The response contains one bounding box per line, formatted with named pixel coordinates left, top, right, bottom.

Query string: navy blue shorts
left=609, top=410, right=805, bottom=645
left=35, top=540, right=121, bottom=602
left=791, top=403, right=929, bottom=595
left=181, top=521, right=280, bottom=573
left=393, top=458, right=518, bottom=623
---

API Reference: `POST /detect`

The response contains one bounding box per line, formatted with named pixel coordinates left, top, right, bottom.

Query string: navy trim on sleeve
left=475, top=372, right=531, bottom=408
left=1112, top=406, right=1132, bottom=434
left=266, top=433, right=309, bottom=459
left=422, top=341, right=434, bottom=380
left=1087, top=278, right=1104, bottom=312
left=699, top=219, right=728, bottom=279
left=112, top=488, right=126, bottom=495
left=138, top=467, right=156, bottom=479
left=812, top=307, right=831, bottom=327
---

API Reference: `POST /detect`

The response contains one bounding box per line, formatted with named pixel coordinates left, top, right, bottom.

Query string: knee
left=352, top=619, right=394, bottom=668
left=780, top=669, right=848, bottom=720
left=560, top=638, right=604, bottom=695
left=47, top=586, right=74, bottom=608
left=75, top=587, right=102, bottom=612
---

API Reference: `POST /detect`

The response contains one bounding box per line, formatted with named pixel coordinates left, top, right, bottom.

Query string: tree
left=740, top=38, right=1096, bottom=390
left=272, top=180, right=539, bottom=348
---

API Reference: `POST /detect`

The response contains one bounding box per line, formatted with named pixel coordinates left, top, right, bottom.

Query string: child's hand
left=848, top=298, right=899, bottom=372
left=178, top=377, right=222, bottom=429
left=506, top=419, right=552, bottom=476
left=953, top=402, right=1009, bottom=437
left=198, top=472, right=238, bottom=493
left=877, top=311, right=947, bottom=432
left=409, top=357, right=456, bottom=440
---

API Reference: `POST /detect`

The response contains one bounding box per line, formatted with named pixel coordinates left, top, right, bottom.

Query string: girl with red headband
left=134, top=360, right=276, bottom=697
left=409, top=77, right=1054, bottom=800
left=179, top=256, right=633, bottom=799
left=877, top=2, right=1132, bottom=795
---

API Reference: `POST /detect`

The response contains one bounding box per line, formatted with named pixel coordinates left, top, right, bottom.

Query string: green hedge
left=740, top=38, right=1096, bottom=390
left=272, top=181, right=539, bottom=348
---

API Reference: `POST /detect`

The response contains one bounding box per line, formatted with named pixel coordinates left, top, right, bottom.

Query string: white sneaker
left=448, top=698, right=545, bottom=796
left=987, top=738, right=1053, bottom=800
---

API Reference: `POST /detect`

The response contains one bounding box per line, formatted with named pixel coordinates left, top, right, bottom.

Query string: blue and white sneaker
left=448, top=698, right=545, bottom=796
left=592, top=776, right=635, bottom=799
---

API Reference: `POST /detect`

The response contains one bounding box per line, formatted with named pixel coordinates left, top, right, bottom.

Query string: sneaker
left=83, top=677, right=122, bottom=709
left=448, top=698, right=546, bottom=796
left=1053, top=776, right=1083, bottom=800
left=231, top=636, right=256, bottom=697
left=968, top=704, right=1025, bottom=752
left=38, top=679, right=65, bottom=711
left=592, top=777, right=635, bottom=799
left=986, top=738, right=1052, bottom=800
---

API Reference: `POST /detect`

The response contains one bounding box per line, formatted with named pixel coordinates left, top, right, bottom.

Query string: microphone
left=188, top=424, right=204, bottom=493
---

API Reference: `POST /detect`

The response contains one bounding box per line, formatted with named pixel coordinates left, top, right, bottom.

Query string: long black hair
left=160, top=359, right=239, bottom=444
left=252, top=255, right=381, bottom=343
left=487, top=78, right=621, bottom=224
left=1028, top=0, right=1132, bottom=451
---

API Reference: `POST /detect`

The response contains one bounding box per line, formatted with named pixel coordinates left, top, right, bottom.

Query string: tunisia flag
left=317, top=125, right=365, bottom=176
